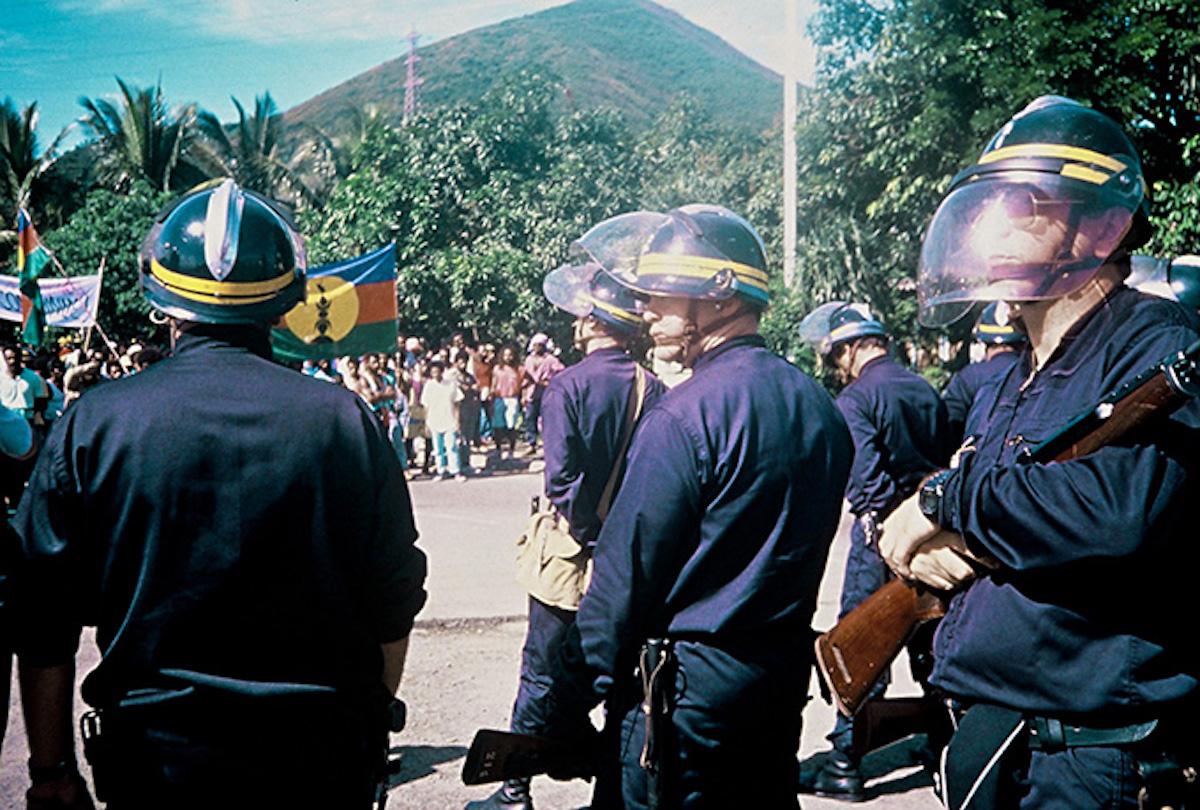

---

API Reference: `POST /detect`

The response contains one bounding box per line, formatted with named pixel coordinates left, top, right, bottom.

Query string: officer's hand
left=879, top=492, right=941, bottom=578
left=26, top=771, right=96, bottom=810
left=906, top=532, right=978, bottom=591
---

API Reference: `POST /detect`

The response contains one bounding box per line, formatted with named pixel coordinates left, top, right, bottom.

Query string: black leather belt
left=1027, top=716, right=1158, bottom=752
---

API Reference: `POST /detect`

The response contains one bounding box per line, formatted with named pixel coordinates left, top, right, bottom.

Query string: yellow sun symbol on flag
left=284, top=277, right=360, bottom=344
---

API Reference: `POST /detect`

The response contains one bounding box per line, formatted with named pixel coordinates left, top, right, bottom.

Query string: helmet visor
left=918, top=172, right=1136, bottom=327
left=575, top=211, right=671, bottom=278
left=797, top=301, right=848, bottom=350
left=1128, top=254, right=1200, bottom=309
left=543, top=263, right=601, bottom=318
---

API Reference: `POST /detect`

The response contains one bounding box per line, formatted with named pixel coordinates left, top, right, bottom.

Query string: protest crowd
left=1, top=327, right=571, bottom=490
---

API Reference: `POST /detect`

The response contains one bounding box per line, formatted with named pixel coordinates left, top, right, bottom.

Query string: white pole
left=83, top=256, right=106, bottom=354
left=783, top=0, right=799, bottom=290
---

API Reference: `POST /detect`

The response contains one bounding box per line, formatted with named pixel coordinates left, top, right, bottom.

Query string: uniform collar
left=1017, top=286, right=1131, bottom=380
left=855, top=353, right=893, bottom=378
left=691, top=334, right=766, bottom=373
left=173, top=324, right=275, bottom=360
left=584, top=346, right=630, bottom=362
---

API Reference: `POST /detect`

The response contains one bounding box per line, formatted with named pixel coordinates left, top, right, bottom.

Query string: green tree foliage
left=1, top=99, right=62, bottom=217
left=46, top=181, right=171, bottom=338
left=302, top=72, right=776, bottom=351
left=195, top=92, right=336, bottom=211
left=79, top=77, right=205, bottom=193
left=1149, top=135, right=1200, bottom=256
left=304, top=72, right=648, bottom=348
left=399, top=245, right=546, bottom=342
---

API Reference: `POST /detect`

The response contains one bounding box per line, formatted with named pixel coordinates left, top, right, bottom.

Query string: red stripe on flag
left=356, top=279, right=398, bottom=325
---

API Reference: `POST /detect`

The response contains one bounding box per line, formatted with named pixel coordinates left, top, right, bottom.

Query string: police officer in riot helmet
left=527, top=204, right=852, bottom=808
left=8, top=179, right=427, bottom=809
left=942, top=301, right=1028, bottom=447
left=466, top=245, right=665, bottom=810
left=797, top=301, right=950, bottom=801
left=881, top=96, right=1200, bottom=808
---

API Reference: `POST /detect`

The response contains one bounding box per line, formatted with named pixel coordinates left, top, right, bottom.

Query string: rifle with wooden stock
left=815, top=337, right=1200, bottom=718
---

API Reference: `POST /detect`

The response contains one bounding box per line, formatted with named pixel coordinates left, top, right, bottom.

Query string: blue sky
left=2, top=0, right=817, bottom=153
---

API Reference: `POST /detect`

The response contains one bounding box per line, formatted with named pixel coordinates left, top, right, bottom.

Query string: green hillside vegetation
left=285, top=0, right=784, bottom=140
left=3, top=0, right=1197, bottom=373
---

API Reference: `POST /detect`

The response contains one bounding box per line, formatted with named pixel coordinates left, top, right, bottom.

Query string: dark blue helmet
left=973, top=302, right=1027, bottom=345
left=919, top=96, right=1149, bottom=327
left=799, top=301, right=887, bottom=357
left=140, top=179, right=307, bottom=324
left=591, top=206, right=770, bottom=307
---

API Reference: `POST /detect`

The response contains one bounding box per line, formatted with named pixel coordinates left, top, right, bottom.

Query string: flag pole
left=82, top=257, right=107, bottom=354
left=783, top=0, right=799, bottom=290
left=92, top=320, right=124, bottom=367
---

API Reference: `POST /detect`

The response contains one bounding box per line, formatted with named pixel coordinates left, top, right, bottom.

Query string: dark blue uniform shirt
left=9, top=327, right=428, bottom=712
left=575, top=336, right=853, bottom=687
left=837, top=355, right=949, bottom=518
left=933, top=288, right=1200, bottom=719
left=541, top=348, right=665, bottom=545
left=942, top=351, right=1020, bottom=449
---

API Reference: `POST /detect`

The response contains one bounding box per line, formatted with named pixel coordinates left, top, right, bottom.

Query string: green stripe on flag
left=272, top=319, right=398, bottom=363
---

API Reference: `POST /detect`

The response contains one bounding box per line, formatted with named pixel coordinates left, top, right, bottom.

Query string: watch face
left=920, top=474, right=946, bottom=517
left=919, top=487, right=939, bottom=517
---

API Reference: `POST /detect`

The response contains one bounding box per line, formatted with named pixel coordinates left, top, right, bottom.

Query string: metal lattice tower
left=403, top=28, right=423, bottom=125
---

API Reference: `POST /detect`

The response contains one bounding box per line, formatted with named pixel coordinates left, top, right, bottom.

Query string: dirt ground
left=391, top=617, right=593, bottom=810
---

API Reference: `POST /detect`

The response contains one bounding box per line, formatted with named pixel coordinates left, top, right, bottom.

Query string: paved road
left=1, top=461, right=940, bottom=809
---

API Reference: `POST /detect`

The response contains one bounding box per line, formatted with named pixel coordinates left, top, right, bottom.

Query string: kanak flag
left=16, top=209, right=50, bottom=346
left=272, top=244, right=399, bottom=361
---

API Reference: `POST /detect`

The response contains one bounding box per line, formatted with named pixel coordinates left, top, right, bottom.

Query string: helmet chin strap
left=652, top=298, right=748, bottom=363
left=685, top=298, right=747, bottom=347
left=1029, top=206, right=1089, bottom=299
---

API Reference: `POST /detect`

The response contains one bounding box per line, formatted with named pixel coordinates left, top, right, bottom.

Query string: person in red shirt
left=491, top=346, right=522, bottom=463
left=519, top=334, right=564, bottom=455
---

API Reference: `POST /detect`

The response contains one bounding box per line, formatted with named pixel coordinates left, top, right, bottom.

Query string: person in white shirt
left=419, top=360, right=465, bottom=480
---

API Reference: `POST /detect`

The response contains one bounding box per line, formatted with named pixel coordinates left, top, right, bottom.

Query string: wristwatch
left=918, top=468, right=954, bottom=522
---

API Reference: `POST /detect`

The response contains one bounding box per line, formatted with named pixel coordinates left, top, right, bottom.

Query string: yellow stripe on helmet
left=151, top=258, right=297, bottom=300
left=1060, top=164, right=1112, bottom=186
left=829, top=323, right=864, bottom=342
left=590, top=296, right=642, bottom=324
left=637, top=253, right=768, bottom=291
left=979, top=143, right=1129, bottom=177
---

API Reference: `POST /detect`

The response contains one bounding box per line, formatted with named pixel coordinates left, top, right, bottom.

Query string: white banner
left=0, top=274, right=102, bottom=329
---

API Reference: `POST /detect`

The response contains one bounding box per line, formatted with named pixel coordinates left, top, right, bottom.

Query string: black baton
left=639, top=638, right=674, bottom=810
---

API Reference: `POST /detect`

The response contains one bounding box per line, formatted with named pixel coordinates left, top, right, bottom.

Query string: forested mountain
left=284, top=0, right=785, bottom=138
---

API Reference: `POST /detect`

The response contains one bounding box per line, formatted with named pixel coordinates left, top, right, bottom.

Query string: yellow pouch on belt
left=515, top=505, right=592, bottom=610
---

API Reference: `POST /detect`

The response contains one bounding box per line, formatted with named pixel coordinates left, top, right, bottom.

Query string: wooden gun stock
left=815, top=577, right=951, bottom=717
left=815, top=338, right=1200, bottom=718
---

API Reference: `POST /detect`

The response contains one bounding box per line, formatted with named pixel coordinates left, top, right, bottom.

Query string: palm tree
left=1, top=98, right=70, bottom=220
left=79, top=77, right=198, bottom=192
left=195, top=92, right=335, bottom=210
left=334, top=104, right=390, bottom=176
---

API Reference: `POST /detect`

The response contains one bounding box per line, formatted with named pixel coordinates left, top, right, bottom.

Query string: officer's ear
left=580, top=315, right=606, bottom=337
left=1087, top=209, right=1136, bottom=259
